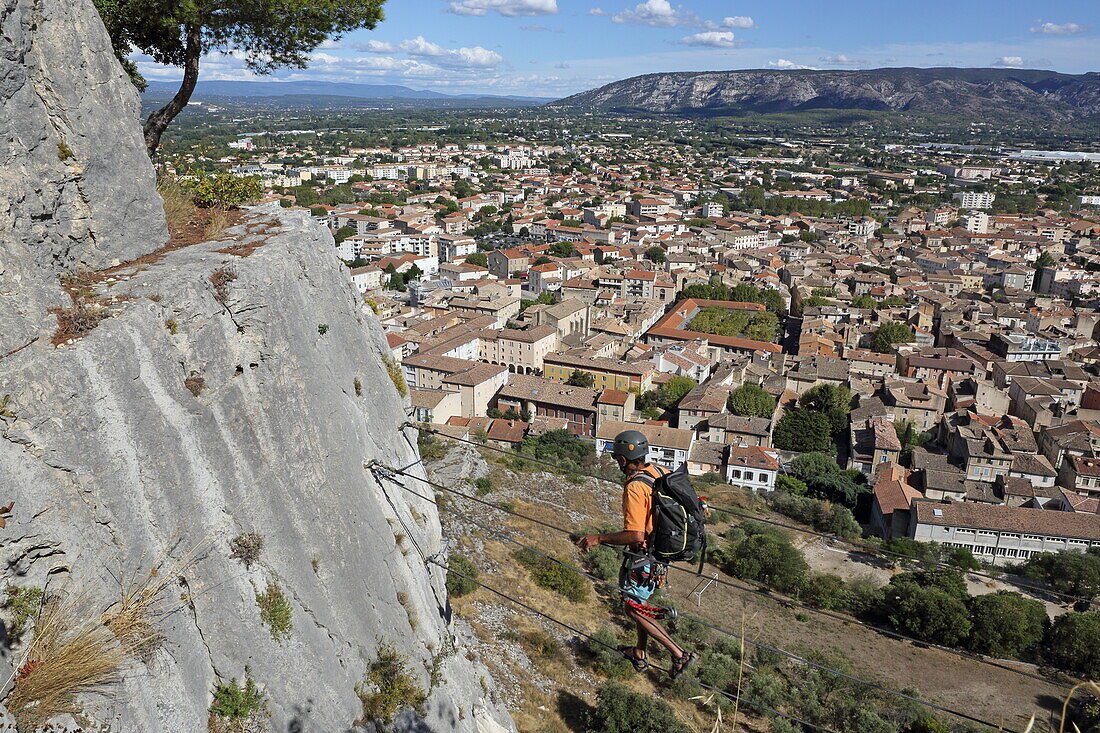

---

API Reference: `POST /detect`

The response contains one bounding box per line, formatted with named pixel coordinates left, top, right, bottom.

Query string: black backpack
left=632, top=464, right=707, bottom=570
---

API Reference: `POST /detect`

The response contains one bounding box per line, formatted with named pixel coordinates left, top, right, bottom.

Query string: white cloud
left=353, top=40, right=395, bottom=53
left=554, top=61, right=571, bottom=68
left=447, top=0, right=558, bottom=16
left=678, top=31, right=738, bottom=48
left=992, top=55, right=1024, bottom=67
left=318, top=39, right=344, bottom=50
left=765, top=58, right=815, bottom=70
left=588, top=7, right=609, bottom=15
left=611, top=0, right=699, bottom=27
left=722, top=16, right=755, bottom=29
left=521, top=24, right=561, bottom=31
left=397, top=36, right=504, bottom=67
left=818, top=54, right=867, bottom=67
left=1030, top=22, right=1087, bottom=35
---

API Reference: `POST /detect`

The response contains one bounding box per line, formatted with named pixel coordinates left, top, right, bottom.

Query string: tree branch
left=142, top=23, right=201, bottom=157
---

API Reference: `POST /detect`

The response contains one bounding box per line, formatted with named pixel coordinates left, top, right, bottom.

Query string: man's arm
left=575, top=530, right=644, bottom=552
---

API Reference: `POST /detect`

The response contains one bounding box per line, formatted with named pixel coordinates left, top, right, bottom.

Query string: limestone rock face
left=0, top=0, right=513, bottom=729
left=0, top=209, right=513, bottom=732
left=0, top=0, right=167, bottom=354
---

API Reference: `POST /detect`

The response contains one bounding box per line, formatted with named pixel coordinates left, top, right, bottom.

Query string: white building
left=1080, top=195, right=1100, bottom=207
left=348, top=266, right=383, bottom=293
left=962, top=211, right=990, bottom=234
left=910, top=500, right=1100, bottom=565
left=953, top=191, right=996, bottom=209
left=725, top=447, right=781, bottom=492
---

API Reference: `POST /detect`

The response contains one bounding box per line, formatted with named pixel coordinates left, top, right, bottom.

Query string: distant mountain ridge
left=554, top=67, right=1100, bottom=120
left=144, top=79, right=552, bottom=103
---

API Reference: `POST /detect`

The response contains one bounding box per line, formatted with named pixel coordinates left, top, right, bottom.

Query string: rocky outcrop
left=0, top=0, right=166, bottom=355
left=0, top=0, right=513, bottom=730
left=1, top=210, right=512, bottom=731
left=554, top=67, right=1100, bottom=119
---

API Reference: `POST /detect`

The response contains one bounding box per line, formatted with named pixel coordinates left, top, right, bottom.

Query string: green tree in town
left=799, top=383, right=852, bottom=434
left=566, top=370, right=596, bottom=388
left=967, top=591, right=1047, bottom=658
left=1017, top=549, right=1100, bottom=599
left=773, top=409, right=833, bottom=452
left=643, top=246, right=666, bottom=263
left=464, top=252, right=488, bottom=268
left=94, top=0, right=386, bottom=155
left=548, top=241, right=576, bottom=258
left=872, top=321, right=916, bottom=353
left=1043, top=611, right=1100, bottom=678
left=727, top=384, right=776, bottom=418
left=851, top=294, right=876, bottom=309
left=334, top=225, right=356, bottom=244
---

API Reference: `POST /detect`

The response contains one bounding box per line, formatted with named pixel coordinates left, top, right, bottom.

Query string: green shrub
left=695, top=639, right=743, bottom=691
left=802, top=573, right=851, bottom=610
left=418, top=431, right=445, bottom=461
left=583, top=543, right=622, bottom=583
left=667, top=612, right=709, bottom=648
left=57, top=141, right=75, bottom=161
left=583, top=627, right=633, bottom=679
left=474, top=476, right=492, bottom=495
left=208, top=670, right=269, bottom=732
left=4, top=586, right=44, bottom=639
left=585, top=682, right=693, bottom=733
left=446, top=554, right=480, bottom=598
left=255, top=580, right=293, bottom=643
left=384, top=356, right=408, bottom=398
left=183, top=173, right=262, bottom=209
left=513, top=548, right=588, bottom=602
left=724, top=532, right=808, bottom=594
left=317, top=323, right=329, bottom=335
left=967, top=591, right=1047, bottom=658
left=356, top=644, right=427, bottom=725
left=882, top=582, right=971, bottom=646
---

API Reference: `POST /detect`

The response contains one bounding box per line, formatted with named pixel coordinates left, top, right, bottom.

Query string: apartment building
left=542, top=352, right=654, bottom=392
left=496, top=374, right=603, bottom=437
left=909, top=500, right=1100, bottom=565
left=478, top=325, right=559, bottom=375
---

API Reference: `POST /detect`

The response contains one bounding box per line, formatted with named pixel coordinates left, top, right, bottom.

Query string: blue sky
left=134, top=0, right=1100, bottom=98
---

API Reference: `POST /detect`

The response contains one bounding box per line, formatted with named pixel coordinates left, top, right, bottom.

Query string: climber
left=575, top=429, right=696, bottom=677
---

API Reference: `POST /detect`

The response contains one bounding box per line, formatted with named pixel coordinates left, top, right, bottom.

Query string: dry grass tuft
left=48, top=280, right=109, bottom=346
left=157, top=176, right=196, bottom=230
left=6, top=592, right=126, bottom=729
left=5, top=545, right=204, bottom=727
left=203, top=207, right=233, bottom=240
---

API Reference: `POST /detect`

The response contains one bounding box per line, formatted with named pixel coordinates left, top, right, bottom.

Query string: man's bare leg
left=627, top=605, right=684, bottom=660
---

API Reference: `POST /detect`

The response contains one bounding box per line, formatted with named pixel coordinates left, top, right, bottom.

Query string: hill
left=553, top=67, right=1100, bottom=120
left=144, top=79, right=552, bottom=104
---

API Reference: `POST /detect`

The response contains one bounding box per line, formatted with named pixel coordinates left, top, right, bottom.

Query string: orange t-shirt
left=622, top=464, right=666, bottom=537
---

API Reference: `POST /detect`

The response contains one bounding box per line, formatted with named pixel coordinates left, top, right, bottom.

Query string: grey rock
left=0, top=0, right=166, bottom=354
left=0, top=209, right=514, bottom=732
left=0, top=0, right=514, bottom=729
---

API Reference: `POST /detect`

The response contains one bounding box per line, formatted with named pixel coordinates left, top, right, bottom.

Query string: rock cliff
left=554, top=67, right=1100, bottom=120
left=0, top=0, right=513, bottom=731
